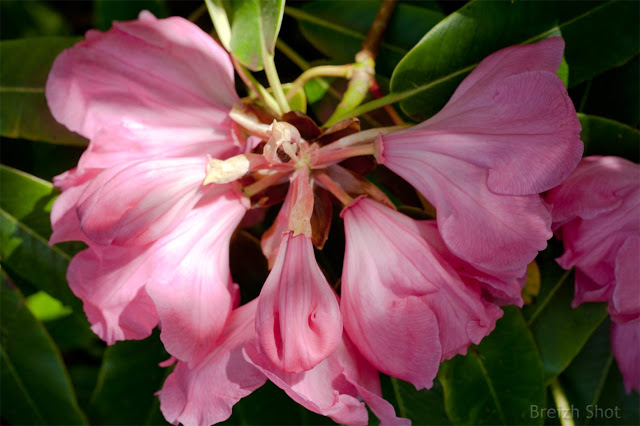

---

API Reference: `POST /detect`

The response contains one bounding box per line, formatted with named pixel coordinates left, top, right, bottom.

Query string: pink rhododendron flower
left=378, top=37, right=582, bottom=278
left=341, top=197, right=503, bottom=389
left=545, top=156, right=640, bottom=393
left=45, top=12, right=248, bottom=365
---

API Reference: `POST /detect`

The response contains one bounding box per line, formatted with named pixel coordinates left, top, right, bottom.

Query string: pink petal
left=244, top=339, right=369, bottom=425
left=158, top=300, right=267, bottom=426
left=611, top=320, right=640, bottom=394
left=77, top=157, right=207, bottom=246
left=67, top=244, right=158, bottom=345
left=46, top=12, right=239, bottom=159
left=341, top=198, right=502, bottom=389
left=256, top=232, right=342, bottom=373
left=610, top=236, right=640, bottom=323
left=380, top=146, right=552, bottom=272
left=260, top=192, right=291, bottom=269
left=146, top=188, right=248, bottom=365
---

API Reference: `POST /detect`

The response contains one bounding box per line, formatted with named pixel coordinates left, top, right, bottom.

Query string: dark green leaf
left=578, top=113, right=640, bottom=162
left=1, top=271, right=87, bottom=425
left=439, top=307, right=545, bottom=425
left=0, top=37, right=87, bottom=145
left=0, top=165, right=81, bottom=310
left=0, top=0, right=72, bottom=39
left=391, top=0, right=639, bottom=120
left=575, top=56, right=639, bottom=127
left=559, top=320, right=640, bottom=425
left=381, top=376, right=450, bottom=425
left=229, top=0, right=285, bottom=71
left=524, top=244, right=608, bottom=384
left=45, top=312, right=101, bottom=353
left=89, top=330, right=169, bottom=425
left=93, top=0, right=168, bottom=31
left=292, top=1, right=444, bottom=77
left=224, top=380, right=334, bottom=425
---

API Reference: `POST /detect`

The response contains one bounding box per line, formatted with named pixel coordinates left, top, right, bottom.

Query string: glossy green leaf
left=93, top=0, right=168, bottom=31
left=523, top=244, right=608, bottom=384
left=391, top=0, right=639, bottom=120
left=292, top=1, right=444, bottom=77
left=558, top=320, right=640, bottom=425
left=89, top=331, right=169, bottom=425
left=440, top=307, right=545, bottom=425
left=0, top=165, right=81, bottom=310
left=578, top=113, right=640, bottom=162
left=1, top=271, right=87, bottom=425
left=382, top=376, right=450, bottom=425
left=229, top=0, right=285, bottom=71
left=0, top=37, right=87, bottom=145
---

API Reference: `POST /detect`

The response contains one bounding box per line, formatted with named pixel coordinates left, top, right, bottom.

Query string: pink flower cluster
left=545, top=156, right=640, bottom=393
left=45, top=11, right=639, bottom=426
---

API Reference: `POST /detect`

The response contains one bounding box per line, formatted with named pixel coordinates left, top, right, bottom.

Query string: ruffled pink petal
left=146, top=188, right=248, bottom=365
left=67, top=244, right=158, bottom=344
left=611, top=320, right=640, bottom=394
left=244, top=339, right=369, bottom=425
left=341, top=198, right=502, bottom=389
left=158, top=300, right=267, bottom=426
left=77, top=157, right=208, bottom=246
left=46, top=11, right=239, bottom=159
left=416, top=220, right=525, bottom=307
left=256, top=232, right=342, bottom=373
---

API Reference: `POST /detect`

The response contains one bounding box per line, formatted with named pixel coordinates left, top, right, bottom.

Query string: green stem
left=233, top=57, right=281, bottom=117
left=263, top=51, right=290, bottom=114
left=188, top=4, right=207, bottom=23
left=276, top=39, right=310, bottom=70
left=286, top=65, right=353, bottom=100
left=550, top=378, right=575, bottom=426
left=204, top=0, right=231, bottom=50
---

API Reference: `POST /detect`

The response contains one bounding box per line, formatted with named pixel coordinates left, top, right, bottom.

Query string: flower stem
left=550, top=378, right=575, bottom=426
left=315, top=173, right=353, bottom=206
left=286, top=65, right=353, bottom=101
left=232, top=57, right=282, bottom=117
left=263, top=51, right=291, bottom=114
left=228, top=106, right=271, bottom=139
left=324, top=0, right=397, bottom=126
left=276, top=39, right=310, bottom=70
left=243, top=171, right=290, bottom=198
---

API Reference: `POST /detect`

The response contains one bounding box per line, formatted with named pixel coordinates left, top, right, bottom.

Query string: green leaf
left=0, top=0, right=72, bottom=39
left=578, top=113, right=640, bottom=162
left=439, top=307, right=545, bottom=425
left=292, top=1, right=444, bottom=77
left=382, top=376, right=450, bottom=425
left=390, top=0, right=639, bottom=120
left=523, top=244, right=608, bottom=384
left=224, top=381, right=333, bottom=425
left=89, top=331, right=169, bottom=425
left=576, top=56, right=639, bottom=127
left=229, top=0, right=285, bottom=71
left=26, top=290, right=72, bottom=321
left=0, top=37, right=87, bottom=145
left=1, top=271, right=88, bottom=425
left=559, top=320, right=640, bottom=425
left=0, top=165, right=81, bottom=310
left=93, top=0, right=168, bottom=31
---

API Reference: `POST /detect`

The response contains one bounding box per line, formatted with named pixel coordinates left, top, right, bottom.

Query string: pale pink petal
left=146, top=188, right=248, bottom=365
left=77, top=157, right=208, bottom=246
left=67, top=244, right=158, bottom=344
left=244, top=339, right=369, bottom=425
left=341, top=198, right=502, bottom=389
left=260, top=191, right=291, bottom=269
left=46, top=12, right=239, bottom=158
left=256, top=232, right=342, bottom=373
left=611, top=320, right=640, bottom=394
left=158, top=300, right=267, bottom=426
